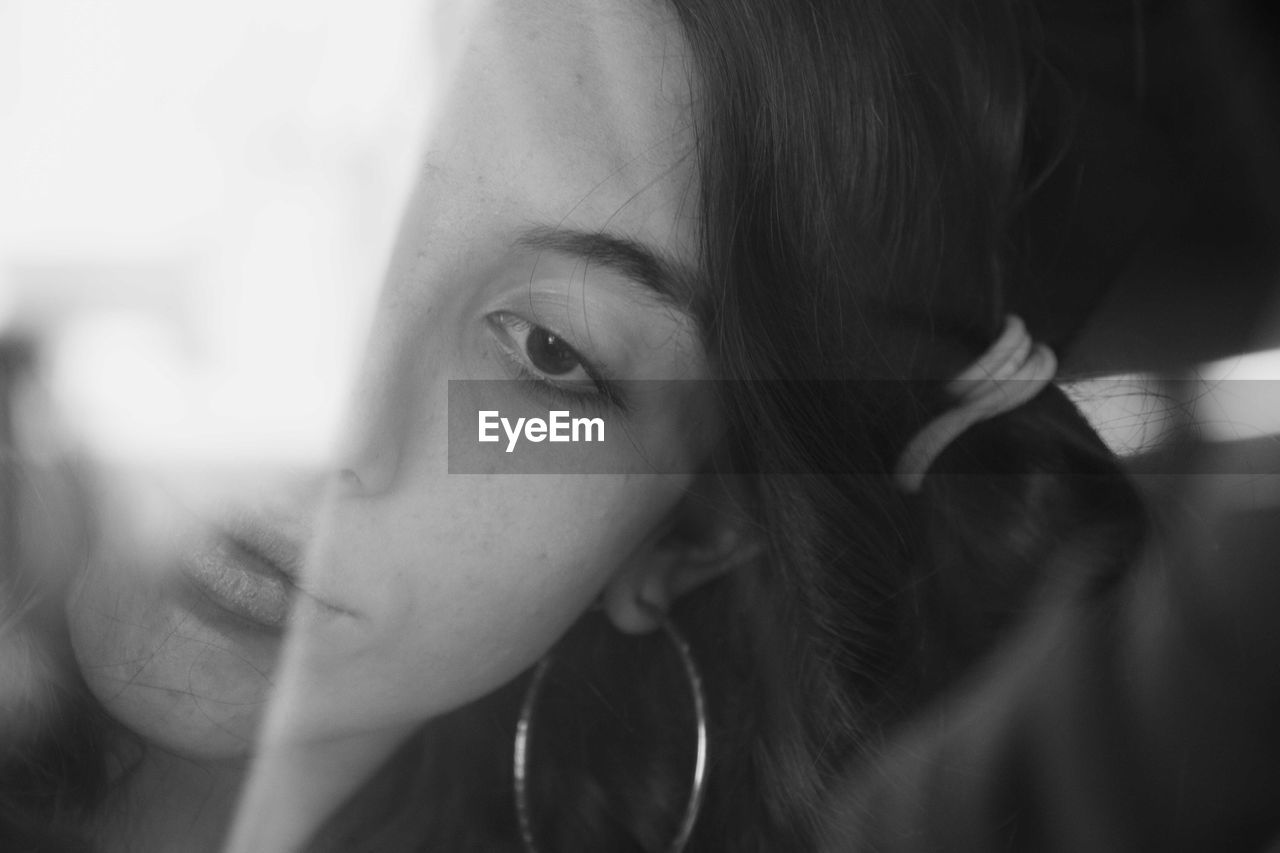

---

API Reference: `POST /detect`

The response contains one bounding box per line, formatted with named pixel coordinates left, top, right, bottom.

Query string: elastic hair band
left=894, top=315, right=1057, bottom=493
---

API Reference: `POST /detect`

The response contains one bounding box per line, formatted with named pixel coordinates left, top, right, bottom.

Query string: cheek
left=286, top=474, right=682, bottom=737
left=66, top=559, right=278, bottom=758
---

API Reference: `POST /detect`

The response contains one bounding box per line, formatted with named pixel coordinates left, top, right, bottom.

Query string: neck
left=222, top=726, right=411, bottom=853
left=99, top=740, right=246, bottom=853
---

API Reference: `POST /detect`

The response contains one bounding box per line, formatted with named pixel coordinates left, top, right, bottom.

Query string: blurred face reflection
left=66, top=0, right=712, bottom=757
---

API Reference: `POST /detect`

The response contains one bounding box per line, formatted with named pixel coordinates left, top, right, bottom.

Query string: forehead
left=426, top=0, right=699, bottom=258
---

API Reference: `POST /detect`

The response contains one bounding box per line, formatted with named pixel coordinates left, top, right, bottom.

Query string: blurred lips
left=180, top=535, right=294, bottom=630
left=224, top=510, right=308, bottom=586
left=177, top=512, right=353, bottom=632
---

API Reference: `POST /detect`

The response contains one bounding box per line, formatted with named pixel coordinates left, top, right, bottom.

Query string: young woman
left=7, top=0, right=1264, bottom=850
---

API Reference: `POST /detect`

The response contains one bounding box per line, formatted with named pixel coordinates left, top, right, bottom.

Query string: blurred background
left=1016, top=0, right=1280, bottom=462
left=0, top=0, right=431, bottom=475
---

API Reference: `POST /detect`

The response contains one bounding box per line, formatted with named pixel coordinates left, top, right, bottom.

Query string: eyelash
left=486, top=312, right=626, bottom=411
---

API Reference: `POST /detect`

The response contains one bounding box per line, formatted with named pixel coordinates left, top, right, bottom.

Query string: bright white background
left=0, top=0, right=434, bottom=467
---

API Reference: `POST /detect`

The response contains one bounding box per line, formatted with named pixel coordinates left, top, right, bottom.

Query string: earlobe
left=601, top=566, right=674, bottom=635
left=602, top=474, right=762, bottom=634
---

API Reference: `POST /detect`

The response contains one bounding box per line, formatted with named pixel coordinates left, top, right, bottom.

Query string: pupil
left=527, top=329, right=579, bottom=375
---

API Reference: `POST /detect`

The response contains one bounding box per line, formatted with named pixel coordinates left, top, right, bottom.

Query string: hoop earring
left=513, top=606, right=709, bottom=853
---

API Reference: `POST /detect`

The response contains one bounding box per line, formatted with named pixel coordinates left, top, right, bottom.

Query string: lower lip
left=178, top=539, right=293, bottom=631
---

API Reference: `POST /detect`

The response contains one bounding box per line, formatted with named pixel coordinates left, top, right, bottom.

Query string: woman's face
left=67, top=0, right=713, bottom=758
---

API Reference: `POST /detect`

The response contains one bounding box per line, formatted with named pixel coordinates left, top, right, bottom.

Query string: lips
left=179, top=535, right=295, bottom=631
left=175, top=504, right=357, bottom=633
left=222, top=510, right=308, bottom=586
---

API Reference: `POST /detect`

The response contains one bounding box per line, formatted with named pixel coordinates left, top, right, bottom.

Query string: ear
left=601, top=471, right=762, bottom=634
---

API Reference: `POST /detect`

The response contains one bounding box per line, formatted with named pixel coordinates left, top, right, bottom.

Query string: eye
left=525, top=325, right=582, bottom=376
left=487, top=311, right=594, bottom=385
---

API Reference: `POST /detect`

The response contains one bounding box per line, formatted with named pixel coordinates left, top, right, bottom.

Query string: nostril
left=334, top=439, right=401, bottom=496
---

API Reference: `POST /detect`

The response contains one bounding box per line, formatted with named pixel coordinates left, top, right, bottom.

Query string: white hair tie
left=894, top=316, right=1057, bottom=493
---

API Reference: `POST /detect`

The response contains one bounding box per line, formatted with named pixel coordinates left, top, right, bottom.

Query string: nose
left=336, top=447, right=399, bottom=497
left=332, top=314, right=414, bottom=498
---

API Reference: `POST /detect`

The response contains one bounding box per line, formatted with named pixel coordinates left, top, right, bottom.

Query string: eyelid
left=487, top=311, right=591, bottom=379
left=485, top=311, right=623, bottom=408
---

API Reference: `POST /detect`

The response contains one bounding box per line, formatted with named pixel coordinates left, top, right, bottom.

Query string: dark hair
left=3, top=0, right=1146, bottom=850
left=0, top=455, right=108, bottom=852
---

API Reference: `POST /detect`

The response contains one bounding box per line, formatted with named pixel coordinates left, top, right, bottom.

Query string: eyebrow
left=514, top=225, right=695, bottom=306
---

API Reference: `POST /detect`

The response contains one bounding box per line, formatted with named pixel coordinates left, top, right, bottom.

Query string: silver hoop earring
left=512, top=607, right=709, bottom=853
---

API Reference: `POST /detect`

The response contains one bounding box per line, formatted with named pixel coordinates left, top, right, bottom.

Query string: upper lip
left=210, top=508, right=357, bottom=619
left=221, top=510, right=306, bottom=585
